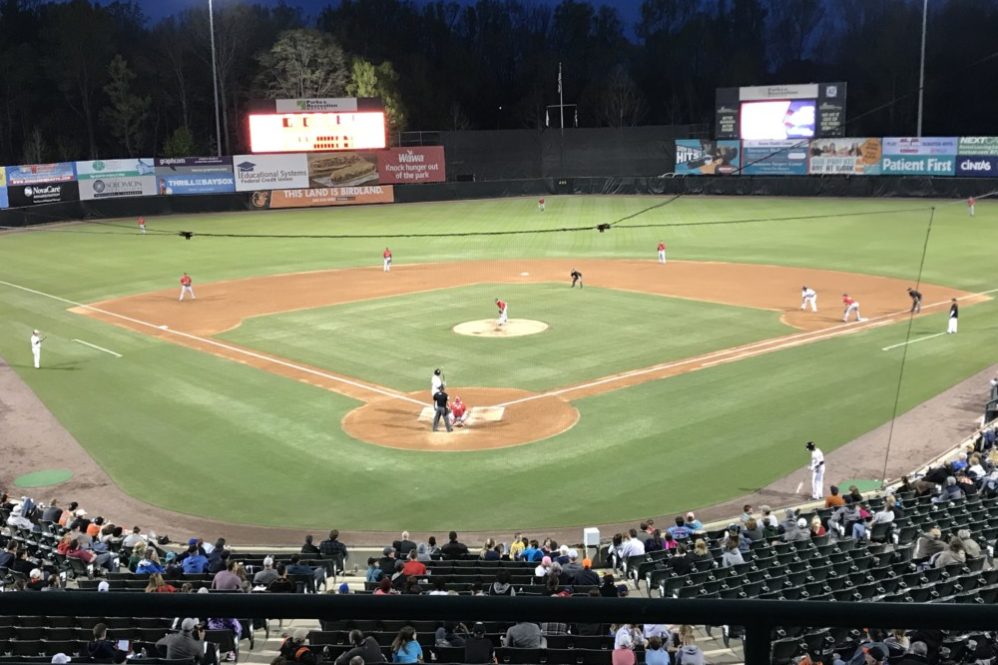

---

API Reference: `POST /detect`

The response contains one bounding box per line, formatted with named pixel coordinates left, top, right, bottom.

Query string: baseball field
left=1, top=195, right=996, bottom=534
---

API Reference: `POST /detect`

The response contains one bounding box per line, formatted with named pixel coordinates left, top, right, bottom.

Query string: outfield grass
left=0, top=196, right=995, bottom=531
left=220, top=284, right=788, bottom=392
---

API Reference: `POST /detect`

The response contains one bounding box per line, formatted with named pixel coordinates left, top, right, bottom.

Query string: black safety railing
left=4, top=594, right=998, bottom=664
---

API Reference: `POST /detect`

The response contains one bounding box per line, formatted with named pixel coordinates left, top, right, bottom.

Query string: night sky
left=137, top=0, right=642, bottom=35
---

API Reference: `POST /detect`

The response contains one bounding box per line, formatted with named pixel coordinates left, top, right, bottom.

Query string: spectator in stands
left=845, top=486, right=864, bottom=504
left=57, top=502, right=78, bottom=527
left=740, top=505, right=753, bottom=523
left=41, top=499, right=62, bottom=523
left=396, top=531, right=417, bottom=557
left=84, top=623, right=127, bottom=663
left=207, top=548, right=230, bottom=575
left=212, top=560, right=244, bottom=591
left=440, top=531, right=470, bottom=558
left=488, top=570, right=516, bottom=596
left=600, top=573, right=620, bottom=597
left=721, top=538, right=744, bottom=568
left=668, top=517, right=691, bottom=541
left=300, top=535, right=320, bottom=556
left=464, top=623, right=494, bottom=664
left=136, top=548, right=165, bottom=575
left=390, top=626, right=422, bottom=664
left=416, top=536, right=439, bottom=562
left=620, top=529, right=646, bottom=559
left=825, top=486, right=845, bottom=508
left=783, top=518, right=810, bottom=543
left=522, top=539, right=541, bottom=562
left=504, top=621, right=544, bottom=648
left=829, top=503, right=860, bottom=538
left=26, top=568, right=46, bottom=591
left=267, top=564, right=295, bottom=593
left=612, top=626, right=638, bottom=665
left=728, top=524, right=751, bottom=551
left=280, top=628, right=316, bottom=665
left=958, top=529, right=982, bottom=558
left=896, top=641, right=929, bottom=665
left=374, top=577, right=396, bottom=595
left=933, top=538, right=966, bottom=568
left=562, top=549, right=582, bottom=578
left=287, top=554, right=326, bottom=591
left=402, top=549, right=426, bottom=577
left=485, top=543, right=503, bottom=560
left=11, top=548, right=34, bottom=576
left=933, top=476, right=964, bottom=503
left=42, top=573, right=64, bottom=592
left=743, top=518, right=763, bottom=542
left=86, top=516, right=104, bottom=539
left=6, top=503, right=33, bottom=530
left=662, top=531, right=679, bottom=552
left=434, top=622, right=468, bottom=647
left=156, top=618, right=204, bottom=664
left=366, top=558, right=382, bottom=583
left=914, top=528, right=946, bottom=560
left=509, top=535, right=525, bottom=561
left=319, top=530, right=348, bottom=571
left=871, top=501, right=895, bottom=526
left=427, top=578, right=448, bottom=595
left=252, top=557, right=279, bottom=587
left=809, top=516, right=827, bottom=538
left=122, top=526, right=146, bottom=550
left=759, top=505, right=778, bottom=531
left=334, top=630, right=387, bottom=665
left=207, top=617, right=241, bottom=661
left=145, top=572, right=177, bottom=593
left=182, top=545, right=209, bottom=574
left=103, top=525, right=124, bottom=550
left=685, top=512, right=704, bottom=532
left=378, top=547, right=398, bottom=576
left=674, top=626, right=704, bottom=665
left=645, top=636, right=670, bottom=665
left=534, top=555, right=551, bottom=578
left=574, top=558, right=601, bottom=586
left=884, top=629, right=910, bottom=658
left=126, top=542, right=147, bottom=570
left=0, top=541, right=16, bottom=568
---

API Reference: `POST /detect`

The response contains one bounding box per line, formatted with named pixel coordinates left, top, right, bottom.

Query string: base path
left=73, top=259, right=981, bottom=451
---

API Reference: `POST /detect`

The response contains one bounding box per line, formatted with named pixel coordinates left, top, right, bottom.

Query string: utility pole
left=208, top=0, right=223, bottom=156
left=916, top=0, right=928, bottom=137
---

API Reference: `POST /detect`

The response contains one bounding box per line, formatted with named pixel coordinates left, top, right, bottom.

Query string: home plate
left=520, top=272, right=529, bottom=276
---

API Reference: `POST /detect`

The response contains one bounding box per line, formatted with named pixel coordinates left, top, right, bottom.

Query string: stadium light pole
left=916, top=0, right=928, bottom=137
left=208, top=0, right=223, bottom=156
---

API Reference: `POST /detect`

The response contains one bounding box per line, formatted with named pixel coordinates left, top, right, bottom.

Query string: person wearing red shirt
left=401, top=549, right=426, bottom=577
left=179, top=272, right=195, bottom=301
left=538, top=197, right=545, bottom=212
left=495, top=298, right=508, bottom=327
left=657, top=241, right=667, bottom=264
left=451, top=395, right=469, bottom=427
left=383, top=247, right=392, bottom=272
left=841, top=293, right=864, bottom=322
left=138, top=217, right=146, bottom=234
left=968, top=196, right=976, bottom=217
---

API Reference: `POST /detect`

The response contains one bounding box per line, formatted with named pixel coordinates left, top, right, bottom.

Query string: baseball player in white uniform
left=431, top=368, right=444, bottom=399
left=800, top=286, right=817, bottom=312
left=806, top=441, right=825, bottom=500
left=30, top=330, right=43, bottom=369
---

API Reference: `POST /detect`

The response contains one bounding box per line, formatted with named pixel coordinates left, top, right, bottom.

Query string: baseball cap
left=263, top=556, right=274, bottom=567
left=797, top=518, right=808, bottom=529
left=180, top=618, right=198, bottom=632
left=97, top=581, right=110, bottom=592
left=188, top=537, right=199, bottom=546
left=75, top=509, right=87, bottom=517
left=51, top=654, right=72, bottom=664
left=292, top=628, right=309, bottom=642
left=29, top=568, right=43, bottom=580
left=338, top=582, right=350, bottom=594
left=383, top=546, right=394, bottom=555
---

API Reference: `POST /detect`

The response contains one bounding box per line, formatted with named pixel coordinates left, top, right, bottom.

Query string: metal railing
left=4, top=594, right=998, bottom=664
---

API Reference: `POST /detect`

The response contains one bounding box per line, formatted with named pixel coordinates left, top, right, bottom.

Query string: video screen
left=740, top=100, right=816, bottom=140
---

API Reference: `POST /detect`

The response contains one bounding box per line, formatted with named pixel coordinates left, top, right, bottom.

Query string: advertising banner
left=0, top=167, right=7, bottom=208
left=739, top=84, right=819, bottom=101
left=250, top=185, right=395, bottom=209
left=155, top=156, right=233, bottom=171
left=958, top=137, right=998, bottom=156
left=674, top=140, right=741, bottom=175
left=307, top=152, right=379, bottom=187
left=808, top=138, right=882, bottom=175
left=377, top=147, right=446, bottom=183
left=76, top=158, right=154, bottom=179
left=7, top=181, right=80, bottom=206
left=955, top=156, right=998, bottom=177
left=740, top=140, right=809, bottom=175
left=881, top=155, right=955, bottom=175
left=157, top=173, right=236, bottom=195
left=79, top=176, right=157, bottom=200
left=816, top=82, right=846, bottom=137
left=274, top=98, right=360, bottom=113
left=233, top=154, right=308, bottom=191
left=714, top=87, right=739, bottom=140
left=883, top=137, right=958, bottom=155
left=5, top=162, right=76, bottom=185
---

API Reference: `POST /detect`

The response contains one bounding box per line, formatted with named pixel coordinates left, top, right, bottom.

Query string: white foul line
left=882, top=331, right=948, bottom=351
left=72, top=339, right=122, bottom=358
left=0, top=279, right=425, bottom=407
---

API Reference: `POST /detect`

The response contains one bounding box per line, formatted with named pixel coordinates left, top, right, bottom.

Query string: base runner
left=841, top=293, right=863, bottom=322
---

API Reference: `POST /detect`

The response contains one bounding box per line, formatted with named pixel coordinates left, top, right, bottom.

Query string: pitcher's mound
left=453, top=319, right=549, bottom=337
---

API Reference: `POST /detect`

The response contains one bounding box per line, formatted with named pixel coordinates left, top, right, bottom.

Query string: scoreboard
left=248, top=111, right=387, bottom=153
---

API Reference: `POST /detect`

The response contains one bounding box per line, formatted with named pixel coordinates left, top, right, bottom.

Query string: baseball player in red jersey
left=841, top=293, right=864, bottom=322
left=968, top=196, right=976, bottom=217
left=657, top=241, right=667, bottom=264
left=383, top=247, right=392, bottom=272
left=451, top=395, right=469, bottom=427
left=138, top=217, right=146, bottom=234
left=538, top=197, right=545, bottom=212
left=179, top=272, right=195, bottom=301
left=495, top=298, right=508, bottom=327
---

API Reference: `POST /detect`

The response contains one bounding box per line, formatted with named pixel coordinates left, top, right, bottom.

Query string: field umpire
left=570, top=269, right=583, bottom=288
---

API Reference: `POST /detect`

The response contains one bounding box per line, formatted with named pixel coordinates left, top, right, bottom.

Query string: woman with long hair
left=391, top=626, right=423, bottom=663
left=145, top=573, right=177, bottom=593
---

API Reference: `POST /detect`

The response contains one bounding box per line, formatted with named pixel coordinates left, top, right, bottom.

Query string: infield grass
left=1, top=196, right=996, bottom=531
left=220, top=284, right=789, bottom=392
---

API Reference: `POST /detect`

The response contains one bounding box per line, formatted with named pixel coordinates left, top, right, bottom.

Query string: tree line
left=0, top=0, right=996, bottom=164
